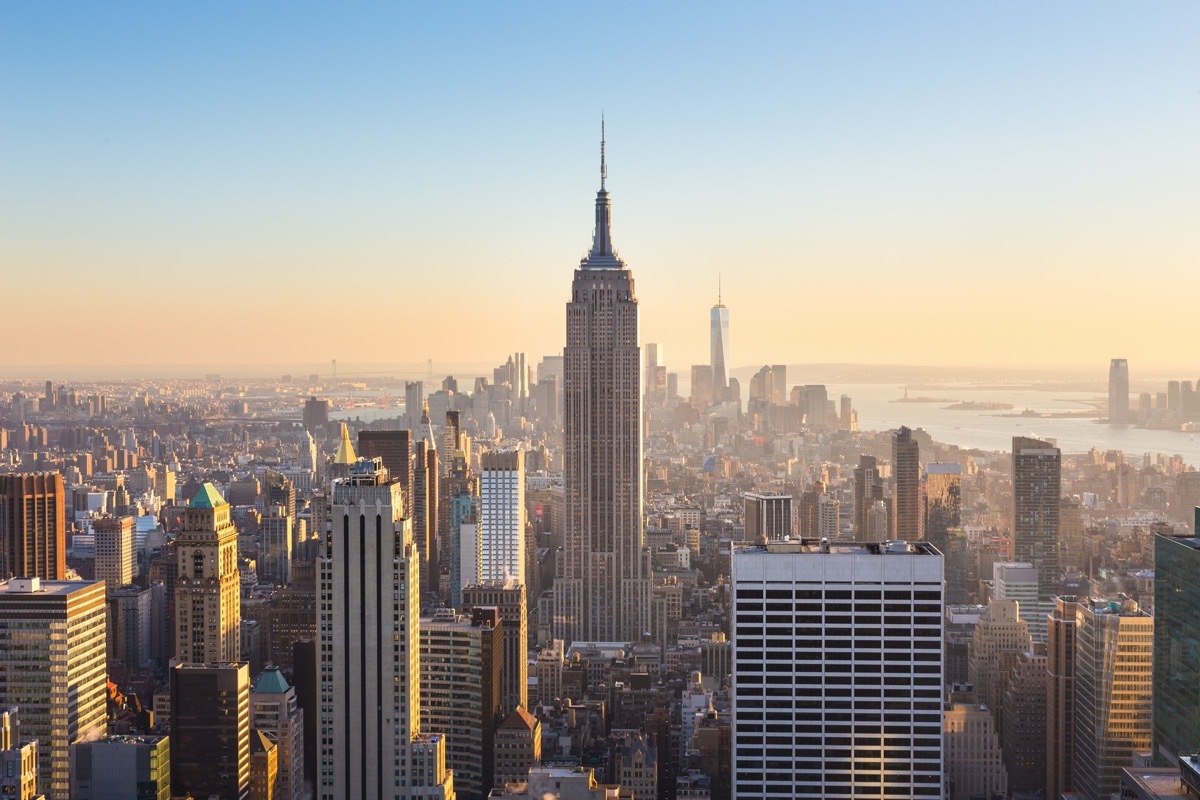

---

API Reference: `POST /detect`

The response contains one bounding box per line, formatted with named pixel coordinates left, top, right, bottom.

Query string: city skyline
left=3, top=4, right=1200, bottom=371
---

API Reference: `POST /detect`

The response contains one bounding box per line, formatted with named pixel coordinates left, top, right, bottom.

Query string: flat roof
left=0, top=579, right=105, bottom=597
left=733, top=540, right=941, bottom=557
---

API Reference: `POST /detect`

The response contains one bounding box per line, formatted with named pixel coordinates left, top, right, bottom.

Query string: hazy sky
left=3, top=3, right=1198, bottom=375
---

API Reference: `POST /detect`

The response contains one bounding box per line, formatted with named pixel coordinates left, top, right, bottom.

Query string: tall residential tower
left=553, top=125, right=651, bottom=644
left=1012, top=436, right=1061, bottom=601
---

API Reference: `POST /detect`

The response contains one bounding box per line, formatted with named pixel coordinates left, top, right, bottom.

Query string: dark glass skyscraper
left=1012, top=436, right=1061, bottom=600
left=892, top=426, right=920, bottom=541
left=1153, top=533, right=1200, bottom=765
left=553, top=126, right=650, bottom=644
left=923, top=462, right=961, bottom=554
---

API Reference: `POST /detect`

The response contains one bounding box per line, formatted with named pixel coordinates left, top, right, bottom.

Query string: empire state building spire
left=584, top=118, right=622, bottom=268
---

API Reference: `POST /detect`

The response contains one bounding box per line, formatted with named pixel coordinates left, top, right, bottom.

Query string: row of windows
left=736, top=589, right=942, bottom=600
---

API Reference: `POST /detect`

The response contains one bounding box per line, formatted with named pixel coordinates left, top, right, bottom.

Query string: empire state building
left=553, top=126, right=651, bottom=644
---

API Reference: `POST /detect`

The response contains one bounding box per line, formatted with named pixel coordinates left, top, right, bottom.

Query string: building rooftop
left=733, top=539, right=941, bottom=556
left=93, top=735, right=168, bottom=746
left=253, top=665, right=291, bottom=694
left=1160, top=535, right=1200, bottom=552
left=499, top=707, right=539, bottom=731
left=0, top=577, right=104, bottom=596
left=190, top=482, right=227, bottom=509
left=333, top=422, right=356, bottom=465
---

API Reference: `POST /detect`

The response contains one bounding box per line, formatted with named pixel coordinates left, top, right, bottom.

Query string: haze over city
left=4, top=3, right=1200, bottom=372
left=6, top=5, right=1200, bottom=800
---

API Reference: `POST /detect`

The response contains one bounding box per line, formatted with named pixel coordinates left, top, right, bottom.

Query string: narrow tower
left=710, top=277, right=729, bottom=402
left=175, top=483, right=241, bottom=663
left=553, top=123, right=651, bottom=644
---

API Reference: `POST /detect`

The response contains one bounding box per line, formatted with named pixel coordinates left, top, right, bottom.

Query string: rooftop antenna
left=718, top=274, right=722, bottom=306
left=600, top=114, right=607, bottom=190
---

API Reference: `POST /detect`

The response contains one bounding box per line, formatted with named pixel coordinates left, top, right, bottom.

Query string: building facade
left=479, top=449, right=525, bottom=585
left=923, top=462, right=961, bottom=553
left=0, top=472, right=65, bottom=580
left=731, top=540, right=944, bottom=798
left=0, top=578, right=106, bottom=800
left=710, top=299, right=729, bottom=402
left=317, top=459, right=453, bottom=800
left=71, top=735, right=171, bottom=800
left=1153, top=534, right=1200, bottom=766
left=1109, top=358, right=1130, bottom=423
left=554, top=129, right=651, bottom=644
left=92, top=515, right=134, bottom=587
left=1046, top=595, right=1080, bottom=800
left=419, top=607, right=503, bottom=800
left=742, top=493, right=792, bottom=543
left=462, top=580, right=529, bottom=714
left=1072, top=597, right=1153, bottom=800
left=1012, top=436, right=1061, bottom=601
left=175, top=483, right=241, bottom=663
left=252, top=666, right=304, bottom=800
left=170, top=662, right=251, bottom=800
left=891, top=426, right=920, bottom=541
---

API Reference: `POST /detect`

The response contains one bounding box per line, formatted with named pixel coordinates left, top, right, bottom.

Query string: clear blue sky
left=3, top=3, right=1198, bottom=373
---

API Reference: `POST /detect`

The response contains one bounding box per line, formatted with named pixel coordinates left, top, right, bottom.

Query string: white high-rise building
left=554, top=125, right=651, bottom=644
left=731, top=540, right=944, bottom=798
left=479, top=449, right=526, bottom=584
left=317, top=458, right=454, bottom=800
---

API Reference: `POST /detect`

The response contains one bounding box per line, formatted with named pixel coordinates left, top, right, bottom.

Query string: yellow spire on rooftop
left=333, top=422, right=356, bottom=465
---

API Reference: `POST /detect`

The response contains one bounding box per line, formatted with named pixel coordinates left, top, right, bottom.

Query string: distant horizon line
left=1, top=360, right=1196, bottom=384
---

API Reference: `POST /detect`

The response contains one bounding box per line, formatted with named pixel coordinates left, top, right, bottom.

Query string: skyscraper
left=730, top=540, right=944, bottom=798
left=175, top=484, right=241, bottom=663
left=413, top=435, right=440, bottom=595
left=0, top=472, right=66, bottom=580
left=0, top=578, right=107, bottom=799
left=891, top=426, right=920, bottom=541
left=644, top=343, right=662, bottom=406
left=554, top=125, right=651, bottom=644
left=1108, top=358, right=1130, bottom=423
left=445, top=449, right=478, bottom=608
left=1046, top=596, right=1080, bottom=800
left=260, top=504, right=294, bottom=586
left=358, top=430, right=413, bottom=504
left=317, top=458, right=454, bottom=800
left=1072, top=597, right=1153, bottom=800
left=742, top=492, right=792, bottom=542
left=93, top=515, right=134, bottom=588
left=71, top=734, right=171, bottom=800
left=462, top=580, right=528, bottom=716
left=690, top=364, right=714, bottom=410
left=479, top=449, right=525, bottom=584
left=710, top=287, right=729, bottom=402
left=1012, top=436, right=1062, bottom=601
left=419, top=607, right=503, bottom=800
left=171, top=662, right=251, bottom=800
left=251, top=666, right=305, bottom=800
left=923, top=462, right=961, bottom=553
left=1152, top=533, right=1200, bottom=766
left=853, top=455, right=886, bottom=540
